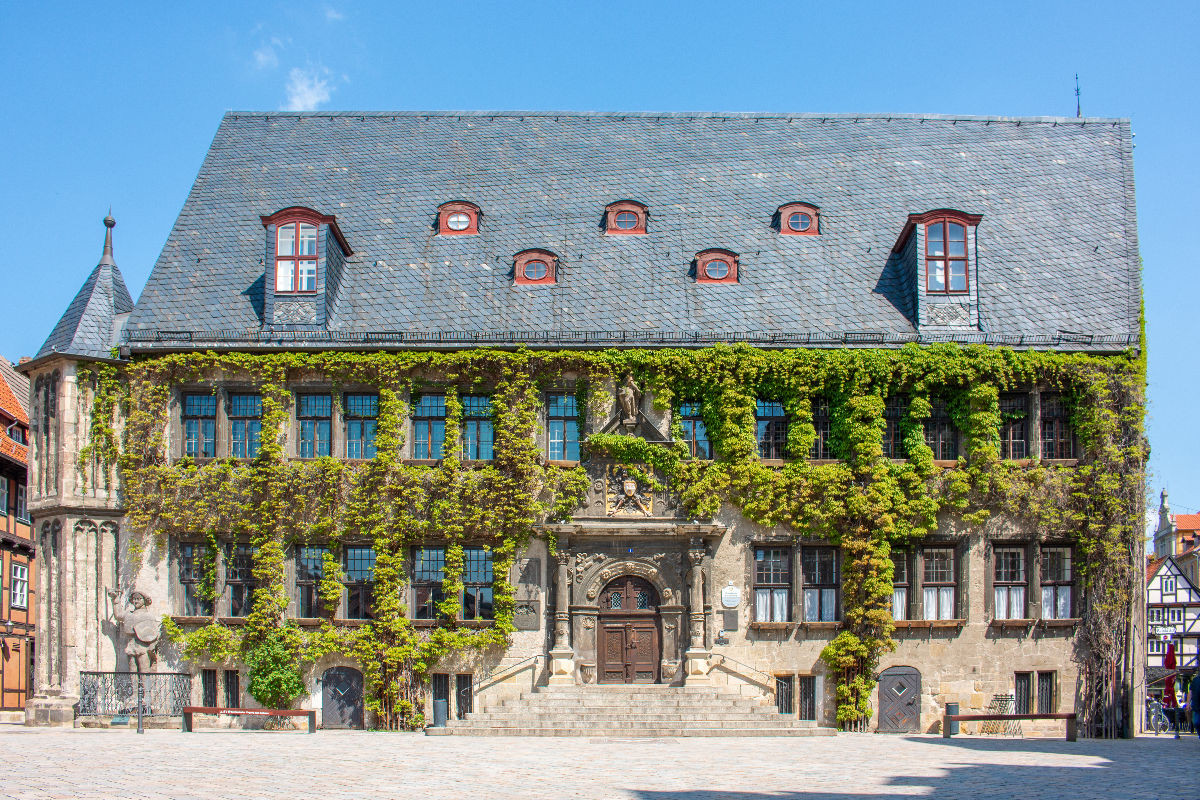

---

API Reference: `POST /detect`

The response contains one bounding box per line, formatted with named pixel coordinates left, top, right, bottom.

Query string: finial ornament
left=99, top=212, right=116, bottom=265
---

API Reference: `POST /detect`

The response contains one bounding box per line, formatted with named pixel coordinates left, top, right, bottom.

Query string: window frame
left=546, top=392, right=580, bottom=462
left=513, top=249, right=558, bottom=285
left=604, top=200, right=648, bottom=235
left=182, top=392, right=217, bottom=459
left=461, top=545, right=495, bottom=621
left=10, top=561, right=28, bottom=609
left=260, top=207, right=351, bottom=295
left=1040, top=392, right=1076, bottom=460
left=1014, top=672, right=1033, bottom=715
left=753, top=546, right=792, bottom=623
left=999, top=392, right=1030, bottom=460
left=437, top=201, right=481, bottom=236
left=677, top=401, right=711, bottom=460
left=225, top=542, right=257, bottom=618
left=1039, top=545, right=1073, bottom=619
left=228, top=392, right=262, bottom=459
left=413, top=545, right=446, bottom=620
left=344, top=392, right=379, bottom=460
left=993, top=547, right=1028, bottom=620
left=891, top=550, right=909, bottom=621
left=179, top=542, right=213, bottom=617
left=296, top=546, right=327, bottom=618
left=801, top=546, right=839, bottom=622
left=412, top=394, right=446, bottom=460
left=809, top=398, right=832, bottom=460
left=695, top=248, right=739, bottom=284
left=344, top=545, right=376, bottom=621
left=296, top=392, right=333, bottom=459
left=921, top=547, right=957, bottom=621
left=923, top=398, right=959, bottom=461
left=882, top=396, right=906, bottom=459
left=460, top=395, right=494, bottom=461
left=777, top=202, right=820, bottom=236
left=756, top=399, right=788, bottom=460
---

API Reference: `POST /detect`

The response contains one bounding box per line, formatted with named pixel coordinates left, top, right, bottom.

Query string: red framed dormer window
left=890, top=209, right=982, bottom=295
left=604, top=200, right=648, bottom=235
left=695, top=249, right=739, bottom=284
left=777, top=202, right=820, bottom=236
left=260, top=207, right=351, bottom=295
left=438, top=201, right=481, bottom=236
left=513, top=249, right=558, bottom=285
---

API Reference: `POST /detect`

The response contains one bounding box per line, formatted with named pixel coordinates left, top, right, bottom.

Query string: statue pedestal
left=547, top=648, right=576, bottom=685
left=683, top=649, right=712, bottom=685
left=25, top=691, right=77, bottom=727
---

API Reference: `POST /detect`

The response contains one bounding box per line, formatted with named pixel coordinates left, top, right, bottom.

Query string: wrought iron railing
left=78, top=671, right=193, bottom=716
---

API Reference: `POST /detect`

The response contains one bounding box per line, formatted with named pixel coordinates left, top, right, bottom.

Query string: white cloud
left=253, top=37, right=285, bottom=70
left=324, top=6, right=344, bottom=21
left=284, top=66, right=333, bottom=111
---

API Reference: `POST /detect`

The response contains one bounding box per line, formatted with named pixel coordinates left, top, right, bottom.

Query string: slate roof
left=122, top=111, right=1141, bottom=352
left=36, top=218, right=134, bottom=361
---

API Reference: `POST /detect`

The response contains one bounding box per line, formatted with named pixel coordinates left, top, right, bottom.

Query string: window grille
left=678, top=402, right=711, bottom=459
left=809, top=399, right=832, bottom=459
left=296, top=546, right=327, bottom=617
left=1040, top=547, right=1073, bottom=619
left=224, top=670, right=240, bottom=708
left=922, top=548, right=956, bottom=620
left=179, top=543, right=213, bottom=616
left=999, top=393, right=1029, bottom=459
left=775, top=676, right=794, bottom=714
left=1014, top=672, right=1033, bottom=715
left=226, top=543, right=256, bottom=617
left=412, top=395, right=446, bottom=459
left=1040, top=393, right=1076, bottom=459
left=229, top=393, right=262, bottom=458
left=923, top=398, right=958, bottom=460
left=456, top=674, right=473, bottom=719
left=413, top=546, right=446, bottom=620
left=546, top=393, right=579, bottom=461
left=882, top=397, right=905, bottom=458
left=460, top=396, right=494, bottom=460
left=344, top=393, right=378, bottom=459
left=756, top=400, right=788, bottom=459
left=994, top=548, right=1027, bottom=620
left=797, top=675, right=817, bottom=720
left=183, top=394, right=216, bottom=458
left=802, top=547, right=838, bottom=622
left=891, top=551, right=909, bottom=621
left=297, top=394, right=332, bottom=458
left=201, top=668, right=217, bottom=708
left=344, top=546, right=376, bottom=620
left=1036, top=671, right=1056, bottom=714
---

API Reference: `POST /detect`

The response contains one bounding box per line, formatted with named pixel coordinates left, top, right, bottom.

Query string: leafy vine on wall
left=79, top=342, right=1144, bottom=730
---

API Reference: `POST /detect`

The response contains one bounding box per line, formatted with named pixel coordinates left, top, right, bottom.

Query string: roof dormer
left=260, top=206, right=352, bottom=328
left=603, top=200, right=648, bottom=235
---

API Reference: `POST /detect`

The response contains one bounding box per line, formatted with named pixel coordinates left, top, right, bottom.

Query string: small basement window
left=513, top=249, right=558, bottom=285
left=695, top=249, right=739, bottom=283
left=437, top=201, right=481, bottom=235
left=777, top=203, right=820, bottom=236
left=604, top=200, right=648, bottom=235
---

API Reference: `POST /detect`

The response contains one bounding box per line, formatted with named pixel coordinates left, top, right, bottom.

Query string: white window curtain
left=892, top=587, right=907, bottom=620
left=772, top=588, right=788, bottom=622
left=820, top=589, right=836, bottom=622
left=804, top=589, right=818, bottom=622
left=995, top=586, right=1025, bottom=620
left=756, top=588, right=789, bottom=622
left=922, top=587, right=954, bottom=620
left=1042, top=586, right=1071, bottom=619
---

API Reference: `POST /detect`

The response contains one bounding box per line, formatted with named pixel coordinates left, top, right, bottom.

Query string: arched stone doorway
left=321, top=666, right=364, bottom=729
left=597, top=576, right=661, bottom=684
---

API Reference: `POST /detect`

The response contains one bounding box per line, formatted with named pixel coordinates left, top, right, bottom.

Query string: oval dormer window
left=694, top=249, right=739, bottom=284
left=513, top=249, right=558, bottom=285
left=777, top=202, right=820, bottom=236
left=438, top=201, right=481, bottom=235
left=604, top=200, right=648, bottom=235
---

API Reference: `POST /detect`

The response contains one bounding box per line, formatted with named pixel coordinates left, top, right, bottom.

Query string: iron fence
left=78, top=671, right=193, bottom=716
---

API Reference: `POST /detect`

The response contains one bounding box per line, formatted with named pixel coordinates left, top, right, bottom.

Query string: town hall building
left=20, top=111, right=1144, bottom=736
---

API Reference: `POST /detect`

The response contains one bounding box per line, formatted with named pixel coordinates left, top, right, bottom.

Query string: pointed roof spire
left=32, top=213, right=135, bottom=362
left=99, top=209, right=116, bottom=266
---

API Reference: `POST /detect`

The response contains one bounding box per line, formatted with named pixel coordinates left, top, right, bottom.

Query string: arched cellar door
left=597, top=576, right=661, bottom=684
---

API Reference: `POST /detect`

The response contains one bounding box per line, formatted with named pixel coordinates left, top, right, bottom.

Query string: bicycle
left=1146, top=697, right=1169, bottom=735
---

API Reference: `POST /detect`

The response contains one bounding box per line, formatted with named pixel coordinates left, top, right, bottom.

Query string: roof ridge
left=221, top=110, right=1130, bottom=125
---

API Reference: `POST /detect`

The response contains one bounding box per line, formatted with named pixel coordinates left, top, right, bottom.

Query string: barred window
left=999, top=393, right=1029, bottom=459
left=297, top=394, right=332, bottom=458
left=344, top=393, right=378, bottom=459
left=183, top=393, right=216, bottom=458
left=547, top=393, right=579, bottom=461
left=994, top=548, right=1026, bottom=620
left=757, top=400, right=788, bottom=460
left=460, top=396, right=494, bottom=461
left=922, top=548, right=956, bottom=620
left=226, top=543, right=256, bottom=617
left=1040, top=393, right=1076, bottom=459
left=1037, top=671, right=1057, bottom=714
left=754, top=547, right=791, bottom=622
left=923, top=398, right=958, bottom=460
left=809, top=399, right=832, bottom=459
left=224, top=669, right=241, bottom=709
left=345, top=546, right=376, bottom=620
left=179, top=543, right=213, bottom=616
left=462, top=546, right=494, bottom=620
left=882, top=397, right=905, bottom=459
left=412, top=395, right=446, bottom=460
left=296, top=546, right=327, bottom=618
left=1040, top=546, right=1073, bottom=619
left=678, top=402, right=711, bottom=459
left=413, top=546, right=446, bottom=620
left=229, top=393, right=262, bottom=459
left=891, top=551, right=908, bottom=621
left=801, top=547, right=838, bottom=622
left=1014, top=672, right=1033, bottom=715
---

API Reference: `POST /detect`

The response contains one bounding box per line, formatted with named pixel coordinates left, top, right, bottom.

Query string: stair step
left=461, top=713, right=815, bottom=723
left=429, top=726, right=835, bottom=737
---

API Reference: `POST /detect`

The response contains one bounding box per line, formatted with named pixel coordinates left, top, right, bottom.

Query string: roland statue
left=106, top=587, right=162, bottom=674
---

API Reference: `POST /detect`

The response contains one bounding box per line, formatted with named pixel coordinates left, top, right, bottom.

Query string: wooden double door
left=597, top=576, right=661, bottom=684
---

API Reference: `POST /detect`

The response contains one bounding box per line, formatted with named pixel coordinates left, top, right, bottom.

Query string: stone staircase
left=428, top=684, right=837, bottom=737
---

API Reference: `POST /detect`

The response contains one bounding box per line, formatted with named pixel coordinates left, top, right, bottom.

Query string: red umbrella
left=1164, top=642, right=1178, bottom=708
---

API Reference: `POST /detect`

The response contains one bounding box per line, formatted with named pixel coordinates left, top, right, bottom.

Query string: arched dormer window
left=776, top=202, right=820, bottom=236
left=513, top=249, right=558, bottom=285
left=895, top=209, right=982, bottom=295
left=438, top=201, right=481, bottom=236
left=260, top=207, right=351, bottom=295
left=694, top=249, right=739, bottom=284
left=604, top=200, right=648, bottom=235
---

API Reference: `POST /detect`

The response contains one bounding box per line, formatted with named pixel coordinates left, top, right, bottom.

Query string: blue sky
left=1, top=1, right=1196, bottom=522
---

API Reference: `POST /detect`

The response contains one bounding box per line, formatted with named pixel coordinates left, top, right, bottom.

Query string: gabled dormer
left=892, top=209, right=983, bottom=332
left=260, top=207, right=353, bottom=328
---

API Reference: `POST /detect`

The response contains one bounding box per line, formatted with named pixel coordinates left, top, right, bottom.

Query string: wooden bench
left=181, top=706, right=317, bottom=733
left=942, top=712, right=1077, bottom=741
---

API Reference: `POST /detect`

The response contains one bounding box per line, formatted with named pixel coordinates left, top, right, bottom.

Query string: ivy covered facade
left=21, top=112, right=1144, bottom=735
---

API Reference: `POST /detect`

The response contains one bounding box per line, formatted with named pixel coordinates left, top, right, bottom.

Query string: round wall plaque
left=721, top=582, right=740, bottom=609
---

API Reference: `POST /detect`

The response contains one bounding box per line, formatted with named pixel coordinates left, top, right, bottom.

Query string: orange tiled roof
left=1147, top=555, right=1168, bottom=584
left=0, top=360, right=28, bottom=426
left=1175, top=514, right=1200, bottom=532
left=0, top=434, right=26, bottom=466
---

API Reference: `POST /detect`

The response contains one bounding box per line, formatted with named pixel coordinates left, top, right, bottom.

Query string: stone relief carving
left=574, top=552, right=605, bottom=584
left=926, top=302, right=972, bottom=327
left=582, top=617, right=595, bottom=630
left=106, top=588, right=161, bottom=673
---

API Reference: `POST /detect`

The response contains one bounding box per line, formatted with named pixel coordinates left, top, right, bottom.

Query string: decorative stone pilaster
left=684, top=543, right=711, bottom=684
left=547, top=551, right=575, bottom=685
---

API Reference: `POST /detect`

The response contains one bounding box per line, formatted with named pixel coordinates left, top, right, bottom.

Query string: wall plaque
left=513, top=601, right=541, bottom=631
left=721, top=581, right=741, bottom=609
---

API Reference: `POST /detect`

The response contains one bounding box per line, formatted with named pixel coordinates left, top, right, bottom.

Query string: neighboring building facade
left=1145, top=555, right=1200, bottom=672
left=1153, top=491, right=1200, bottom=586
left=21, top=112, right=1143, bottom=733
left=0, top=357, right=34, bottom=717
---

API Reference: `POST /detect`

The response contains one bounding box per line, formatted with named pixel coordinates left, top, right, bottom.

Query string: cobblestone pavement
left=0, top=727, right=1192, bottom=799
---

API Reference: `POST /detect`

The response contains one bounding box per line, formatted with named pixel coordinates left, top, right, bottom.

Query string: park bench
left=181, top=706, right=317, bottom=733
left=942, top=712, right=1077, bottom=741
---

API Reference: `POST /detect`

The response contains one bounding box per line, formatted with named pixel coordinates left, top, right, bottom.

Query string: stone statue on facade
left=618, top=374, right=641, bottom=426
left=106, top=588, right=161, bottom=674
